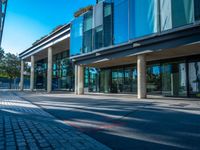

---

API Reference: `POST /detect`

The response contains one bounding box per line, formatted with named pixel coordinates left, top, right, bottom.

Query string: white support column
left=20, top=60, right=24, bottom=91
left=47, top=47, right=53, bottom=93
left=30, top=55, right=35, bottom=92
left=137, top=54, right=147, bottom=99
left=77, top=65, right=84, bottom=95
left=74, top=65, right=78, bottom=95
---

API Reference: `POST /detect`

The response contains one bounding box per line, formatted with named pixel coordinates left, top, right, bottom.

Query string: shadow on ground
left=17, top=92, right=200, bottom=150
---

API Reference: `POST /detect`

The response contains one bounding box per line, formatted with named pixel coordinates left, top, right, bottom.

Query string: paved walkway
left=0, top=91, right=111, bottom=150
left=18, top=91, right=200, bottom=150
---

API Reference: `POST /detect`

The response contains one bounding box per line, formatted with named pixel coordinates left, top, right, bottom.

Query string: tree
left=0, top=53, right=21, bottom=89
left=0, top=48, right=4, bottom=60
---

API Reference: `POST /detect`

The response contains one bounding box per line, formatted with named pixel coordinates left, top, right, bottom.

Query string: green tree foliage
left=2, top=53, right=21, bottom=79
left=0, top=49, right=30, bottom=89
left=0, top=51, right=21, bottom=88
left=0, top=48, right=4, bottom=60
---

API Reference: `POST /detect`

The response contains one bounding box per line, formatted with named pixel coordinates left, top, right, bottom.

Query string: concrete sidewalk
left=0, top=91, right=111, bottom=150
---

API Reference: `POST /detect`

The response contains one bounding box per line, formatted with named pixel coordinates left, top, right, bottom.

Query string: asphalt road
left=18, top=92, right=200, bottom=150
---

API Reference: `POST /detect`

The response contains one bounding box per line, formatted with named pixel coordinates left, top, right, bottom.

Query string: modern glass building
left=70, top=0, right=200, bottom=98
left=19, top=0, right=200, bottom=99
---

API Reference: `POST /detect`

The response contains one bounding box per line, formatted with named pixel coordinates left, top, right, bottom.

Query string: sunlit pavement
left=15, top=91, right=200, bottom=150
left=0, top=91, right=111, bottom=150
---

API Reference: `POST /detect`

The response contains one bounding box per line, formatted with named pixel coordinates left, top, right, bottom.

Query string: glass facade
left=35, top=59, right=47, bottom=89
left=83, top=11, right=93, bottom=53
left=129, top=0, right=158, bottom=39
left=160, top=0, right=172, bottom=31
left=194, top=0, right=200, bottom=21
left=52, top=51, right=74, bottom=91
left=69, top=0, right=200, bottom=98
left=70, top=0, right=199, bottom=57
left=171, top=0, right=194, bottom=28
left=100, top=69, right=111, bottom=93
left=161, top=0, right=194, bottom=31
left=93, top=1, right=113, bottom=49
left=113, top=0, right=129, bottom=44
left=104, top=2, right=113, bottom=47
left=84, top=56, right=200, bottom=97
left=189, top=61, right=200, bottom=97
left=147, top=64, right=161, bottom=94
left=86, top=66, right=137, bottom=94
left=161, top=62, right=187, bottom=97
left=70, top=16, right=83, bottom=56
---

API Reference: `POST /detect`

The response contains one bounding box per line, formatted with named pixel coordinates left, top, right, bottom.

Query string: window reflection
left=189, top=62, right=200, bottom=97
left=70, top=16, right=83, bottom=56
left=194, top=0, right=200, bottom=21
left=129, top=0, right=158, bottom=39
left=113, top=0, right=129, bottom=44
left=147, top=64, right=161, bottom=94
left=160, top=0, right=194, bottom=31
left=35, top=59, right=47, bottom=90
left=161, top=62, right=187, bottom=97
left=52, top=51, right=74, bottom=91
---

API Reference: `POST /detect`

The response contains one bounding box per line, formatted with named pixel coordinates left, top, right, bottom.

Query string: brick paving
left=0, top=91, right=111, bottom=150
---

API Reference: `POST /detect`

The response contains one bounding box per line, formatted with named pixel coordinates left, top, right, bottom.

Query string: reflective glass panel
left=129, top=0, right=158, bottom=39
left=160, top=0, right=172, bottom=31
left=104, top=2, right=113, bottom=47
left=94, top=25, right=103, bottom=49
left=194, top=0, right=200, bottom=21
left=161, top=0, right=194, bottom=31
left=89, top=68, right=99, bottom=92
left=189, top=62, right=200, bottom=97
left=52, top=51, right=74, bottom=91
left=161, top=62, right=187, bottom=97
left=100, top=69, right=111, bottom=93
left=113, top=0, right=129, bottom=44
left=147, top=64, right=161, bottom=94
left=70, top=16, right=83, bottom=56
left=171, top=0, right=194, bottom=28
left=83, top=11, right=93, bottom=53
left=111, top=69, right=124, bottom=93
left=35, top=59, right=47, bottom=90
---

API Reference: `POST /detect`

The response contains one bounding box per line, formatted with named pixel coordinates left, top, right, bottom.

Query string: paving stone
left=0, top=91, right=111, bottom=150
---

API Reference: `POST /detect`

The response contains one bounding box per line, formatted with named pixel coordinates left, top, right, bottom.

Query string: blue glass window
left=129, top=0, right=158, bottom=39
left=83, top=11, right=93, bottom=53
left=171, top=0, right=194, bottom=28
left=160, top=0, right=194, bottom=31
left=194, top=0, right=200, bottom=20
left=70, top=16, right=83, bottom=57
left=104, top=2, right=113, bottom=47
left=113, top=0, right=129, bottom=44
left=160, top=0, right=172, bottom=31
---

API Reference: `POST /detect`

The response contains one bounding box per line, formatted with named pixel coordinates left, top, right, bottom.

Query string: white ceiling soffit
left=21, top=28, right=70, bottom=59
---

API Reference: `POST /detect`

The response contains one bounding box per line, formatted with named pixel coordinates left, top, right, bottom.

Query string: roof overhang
left=71, top=23, right=200, bottom=66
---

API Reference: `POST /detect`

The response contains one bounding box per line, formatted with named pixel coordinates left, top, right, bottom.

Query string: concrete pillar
left=47, top=47, right=53, bottom=93
left=137, top=54, right=147, bottom=99
left=74, top=65, right=78, bottom=94
left=77, top=65, right=84, bottom=95
left=20, top=60, right=24, bottom=91
left=30, top=55, right=35, bottom=91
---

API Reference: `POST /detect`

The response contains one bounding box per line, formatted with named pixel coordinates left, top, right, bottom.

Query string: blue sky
left=2, top=0, right=95, bottom=54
